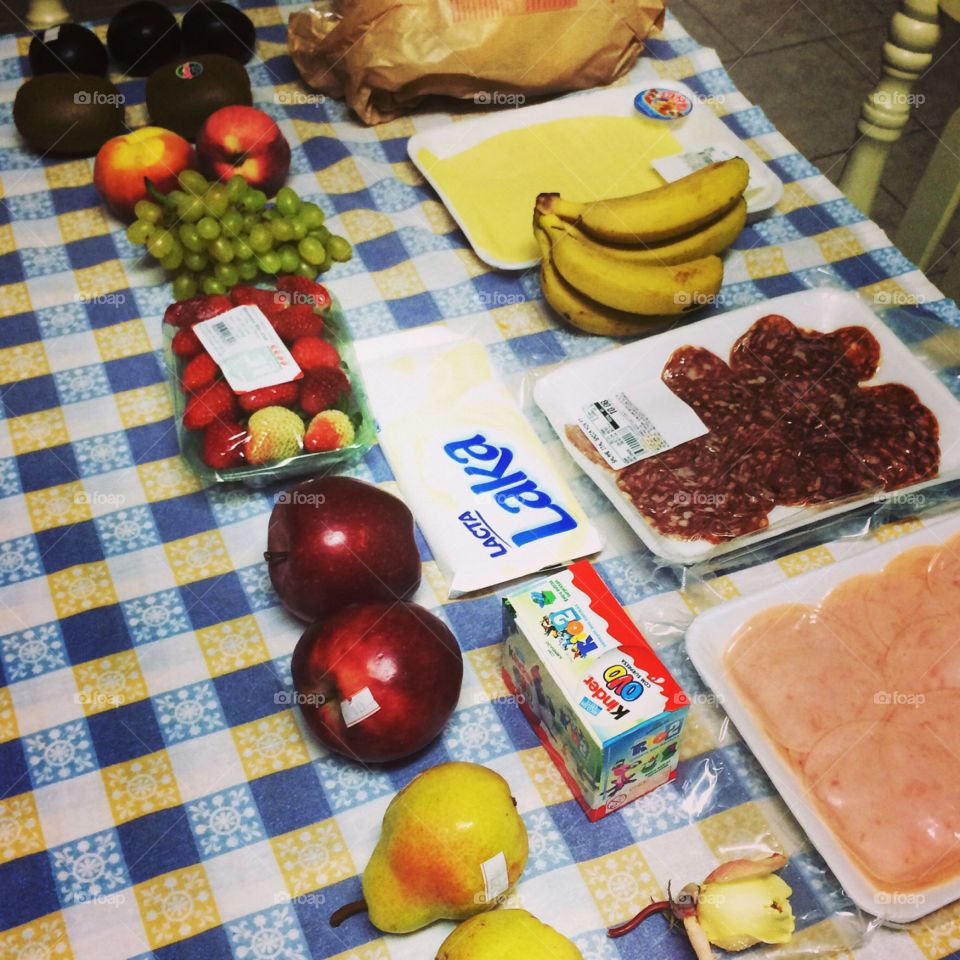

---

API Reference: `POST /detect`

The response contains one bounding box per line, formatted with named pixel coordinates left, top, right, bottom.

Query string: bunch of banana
left=534, top=157, right=750, bottom=337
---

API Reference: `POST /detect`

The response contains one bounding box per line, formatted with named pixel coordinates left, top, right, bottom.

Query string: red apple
left=265, top=476, right=421, bottom=622
left=196, top=105, right=291, bottom=196
left=94, top=126, right=196, bottom=220
left=292, top=602, right=463, bottom=762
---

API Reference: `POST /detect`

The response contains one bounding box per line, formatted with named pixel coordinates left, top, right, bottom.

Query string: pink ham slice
left=928, top=530, right=960, bottom=608
left=884, top=614, right=960, bottom=692
left=816, top=572, right=891, bottom=667
left=725, top=603, right=888, bottom=753
left=851, top=546, right=943, bottom=649
left=803, top=693, right=960, bottom=888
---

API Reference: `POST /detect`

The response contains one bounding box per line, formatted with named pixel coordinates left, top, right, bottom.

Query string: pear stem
left=330, top=899, right=368, bottom=928
left=263, top=551, right=288, bottom=562
left=607, top=900, right=671, bottom=938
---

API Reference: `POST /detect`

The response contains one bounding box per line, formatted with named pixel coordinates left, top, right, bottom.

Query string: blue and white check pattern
left=2, top=3, right=960, bottom=960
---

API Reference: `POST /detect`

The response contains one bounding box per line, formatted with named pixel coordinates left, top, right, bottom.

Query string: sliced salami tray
left=686, top=512, right=960, bottom=922
left=534, top=288, right=960, bottom=564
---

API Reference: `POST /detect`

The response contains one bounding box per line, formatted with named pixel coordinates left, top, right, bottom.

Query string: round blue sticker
left=633, top=87, right=694, bottom=120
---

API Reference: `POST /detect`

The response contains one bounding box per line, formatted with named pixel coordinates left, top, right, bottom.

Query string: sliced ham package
left=687, top=512, right=960, bottom=924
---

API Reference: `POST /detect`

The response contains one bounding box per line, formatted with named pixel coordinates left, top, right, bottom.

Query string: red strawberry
left=272, top=303, right=323, bottom=341
left=277, top=275, right=332, bottom=311
left=290, top=337, right=340, bottom=372
left=300, top=367, right=350, bottom=416
left=236, top=380, right=301, bottom=413
left=304, top=410, right=354, bottom=452
left=181, top=353, right=220, bottom=393
left=171, top=327, right=203, bottom=358
left=164, top=294, right=233, bottom=328
left=182, top=381, right=237, bottom=431
left=230, top=285, right=289, bottom=318
left=202, top=419, right=248, bottom=469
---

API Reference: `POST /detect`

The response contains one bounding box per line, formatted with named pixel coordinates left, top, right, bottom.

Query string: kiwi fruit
left=29, top=24, right=109, bottom=77
left=108, top=1, right=181, bottom=75
left=182, top=2, right=256, bottom=64
left=14, top=74, right=126, bottom=155
left=146, top=53, right=252, bottom=139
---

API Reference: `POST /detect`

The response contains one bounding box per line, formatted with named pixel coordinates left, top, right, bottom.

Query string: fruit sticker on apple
left=291, top=601, right=463, bottom=763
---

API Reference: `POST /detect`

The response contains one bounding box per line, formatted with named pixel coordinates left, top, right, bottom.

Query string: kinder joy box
left=502, top=560, right=688, bottom=820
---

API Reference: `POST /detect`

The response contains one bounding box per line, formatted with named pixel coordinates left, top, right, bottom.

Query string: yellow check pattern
left=0, top=3, right=957, bottom=960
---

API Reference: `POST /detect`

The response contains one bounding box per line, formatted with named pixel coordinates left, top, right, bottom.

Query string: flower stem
left=607, top=900, right=671, bottom=938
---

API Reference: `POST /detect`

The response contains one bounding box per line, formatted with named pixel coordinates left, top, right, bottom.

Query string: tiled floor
left=4, top=0, right=959, bottom=287
left=672, top=0, right=960, bottom=288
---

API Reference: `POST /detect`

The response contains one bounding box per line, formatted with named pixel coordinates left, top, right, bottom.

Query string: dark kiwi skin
left=146, top=53, right=252, bottom=140
left=14, top=74, right=126, bottom=156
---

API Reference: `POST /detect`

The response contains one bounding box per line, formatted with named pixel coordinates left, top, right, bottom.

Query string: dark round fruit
left=182, top=2, right=256, bottom=63
left=107, top=1, right=181, bottom=75
left=29, top=24, right=108, bottom=77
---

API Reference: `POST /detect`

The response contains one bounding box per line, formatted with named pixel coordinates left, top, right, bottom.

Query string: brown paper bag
left=287, top=0, right=665, bottom=125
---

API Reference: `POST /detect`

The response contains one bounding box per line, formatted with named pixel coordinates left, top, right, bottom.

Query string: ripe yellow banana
left=540, top=197, right=746, bottom=267
left=534, top=226, right=674, bottom=337
left=538, top=157, right=750, bottom=244
left=540, top=216, right=723, bottom=316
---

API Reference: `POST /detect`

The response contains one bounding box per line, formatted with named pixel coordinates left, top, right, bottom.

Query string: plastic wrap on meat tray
left=724, top=535, right=960, bottom=896
left=533, top=286, right=960, bottom=566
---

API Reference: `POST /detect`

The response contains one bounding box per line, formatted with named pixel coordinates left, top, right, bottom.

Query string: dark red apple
left=265, top=476, right=421, bottom=622
left=196, top=105, right=291, bottom=196
left=292, top=601, right=463, bottom=762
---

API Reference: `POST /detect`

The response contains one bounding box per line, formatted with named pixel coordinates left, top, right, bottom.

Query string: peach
left=94, top=126, right=196, bottom=221
left=196, top=105, right=291, bottom=197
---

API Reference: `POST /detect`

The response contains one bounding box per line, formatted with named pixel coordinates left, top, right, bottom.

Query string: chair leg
left=895, top=107, right=960, bottom=271
left=838, top=0, right=941, bottom=215
left=941, top=250, right=960, bottom=304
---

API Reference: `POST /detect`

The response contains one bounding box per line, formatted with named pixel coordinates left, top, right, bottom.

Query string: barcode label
left=576, top=390, right=703, bottom=469
left=193, top=305, right=302, bottom=393
left=621, top=431, right=641, bottom=456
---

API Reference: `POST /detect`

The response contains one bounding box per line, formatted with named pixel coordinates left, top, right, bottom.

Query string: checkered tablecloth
left=3, top=4, right=960, bottom=960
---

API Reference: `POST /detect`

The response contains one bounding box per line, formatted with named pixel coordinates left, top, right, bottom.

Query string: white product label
left=480, top=851, right=509, bottom=903
left=193, top=305, right=301, bottom=393
left=340, top=687, right=380, bottom=728
left=576, top=385, right=707, bottom=469
left=652, top=145, right=736, bottom=182
left=42, top=26, right=61, bottom=42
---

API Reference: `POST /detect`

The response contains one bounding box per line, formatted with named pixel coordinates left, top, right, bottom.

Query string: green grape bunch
left=126, top=172, right=354, bottom=300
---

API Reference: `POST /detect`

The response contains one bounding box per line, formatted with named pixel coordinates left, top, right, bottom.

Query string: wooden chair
left=839, top=0, right=960, bottom=300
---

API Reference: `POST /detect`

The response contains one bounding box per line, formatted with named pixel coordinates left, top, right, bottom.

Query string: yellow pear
left=436, top=909, right=584, bottom=959
left=334, top=762, right=528, bottom=934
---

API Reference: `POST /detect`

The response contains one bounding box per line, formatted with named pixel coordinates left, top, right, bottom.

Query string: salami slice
left=567, top=316, right=940, bottom=544
left=829, top=325, right=882, bottom=380
left=846, top=384, right=940, bottom=490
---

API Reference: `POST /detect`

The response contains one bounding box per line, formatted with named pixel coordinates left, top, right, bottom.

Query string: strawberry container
left=163, top=285, right=376, bottom=487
